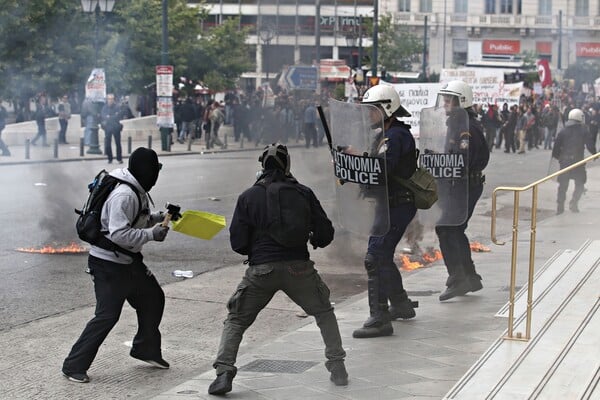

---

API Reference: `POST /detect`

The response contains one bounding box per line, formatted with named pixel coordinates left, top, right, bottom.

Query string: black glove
left=152, top=224, right=169, bottom=241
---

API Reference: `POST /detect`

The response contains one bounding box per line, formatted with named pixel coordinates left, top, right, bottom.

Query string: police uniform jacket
left=229, top=170, right=334, bottom=266
left=445, top=108, right=490, bottom=176
left=552, top=121, right=597, bottom=169
left=376, top=119, right=417, bottom=201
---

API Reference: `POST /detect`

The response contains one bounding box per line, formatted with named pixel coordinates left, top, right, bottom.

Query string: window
left=455, top=0, right=468, bottom=13
left=419, top=0, right=432, bottom=13
left=500, top=0, right=513, bottom=14
left=398, top=0, right=410, bottom=12
left=485, top=0, right=496, bottom=14
left=538, top=0, right=552, bottom=15
left=453, top=39, right=468, bottom=66
left=574, top=0, right=589, bottom=16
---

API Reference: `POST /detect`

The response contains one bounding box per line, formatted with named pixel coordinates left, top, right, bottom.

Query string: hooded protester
left=208, top=143, right=348, bottom=395
left=62, top=147, right=174, bottom=383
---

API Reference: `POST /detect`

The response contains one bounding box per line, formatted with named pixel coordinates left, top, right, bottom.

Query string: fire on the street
left=470, top=241, right=491, bottom=252
left=16, top=242, right=87, bottom=254
left=396, top=247, right=443, bottom=271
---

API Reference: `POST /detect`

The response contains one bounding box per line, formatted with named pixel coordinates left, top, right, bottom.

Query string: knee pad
left=364, top=253, right=378, bottom=276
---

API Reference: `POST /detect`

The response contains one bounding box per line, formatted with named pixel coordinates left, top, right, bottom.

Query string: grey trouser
left=213, top=260, right=346, bottom=375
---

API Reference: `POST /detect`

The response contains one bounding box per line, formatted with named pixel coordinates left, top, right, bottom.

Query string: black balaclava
left=128, top=147, right=160, bottom=192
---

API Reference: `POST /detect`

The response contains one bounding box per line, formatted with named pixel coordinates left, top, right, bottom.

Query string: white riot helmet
left=362, top=85, right=411, bottom=118
left=568, top=108, right=585, bottom=124
left=438, top=80, right=473, bottom=109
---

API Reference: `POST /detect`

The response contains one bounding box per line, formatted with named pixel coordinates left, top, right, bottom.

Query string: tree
left=0, top=0, right=252, bottom=106
left=376, top=14, right=423, bottom=73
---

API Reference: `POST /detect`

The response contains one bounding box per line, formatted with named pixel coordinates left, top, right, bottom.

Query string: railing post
left=506, top=190, right=520, bottom=339
left=525, top=185, right=539, bottom=340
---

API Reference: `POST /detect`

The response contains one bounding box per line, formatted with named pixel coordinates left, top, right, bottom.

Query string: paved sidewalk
left=0, top=125, right=273, bottom=166
left=150, top=166, right=600, bottom=399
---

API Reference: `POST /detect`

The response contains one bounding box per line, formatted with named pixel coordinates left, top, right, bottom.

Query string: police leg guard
left=463, top=262, right=483, bottom=293
left=352, top=255, right=393, bottom=339
left=388, top=262, right=417, bottom=320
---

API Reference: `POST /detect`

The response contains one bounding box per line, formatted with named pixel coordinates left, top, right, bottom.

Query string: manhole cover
left=239, top=359, right=318, bottom=374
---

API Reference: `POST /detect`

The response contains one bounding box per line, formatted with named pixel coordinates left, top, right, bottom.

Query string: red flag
left=537, top=59, right=552, bottom=87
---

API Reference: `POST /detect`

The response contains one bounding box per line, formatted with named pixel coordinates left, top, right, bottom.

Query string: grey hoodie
left=89, top=168, right=157, bottom=264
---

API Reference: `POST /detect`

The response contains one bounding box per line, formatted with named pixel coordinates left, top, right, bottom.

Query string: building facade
left=194, top=0, right=600, bottom=83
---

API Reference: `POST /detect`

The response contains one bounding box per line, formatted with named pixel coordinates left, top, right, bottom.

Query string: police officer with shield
left=351, top=85, right=419, bottom=339
left=433, top=80, right=489, bottom=301
left=552, top=108, right=597, bottom=214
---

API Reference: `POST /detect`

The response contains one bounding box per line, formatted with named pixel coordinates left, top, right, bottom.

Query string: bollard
left=240, top=134, right=244, bottom=149
left=223, top=134, right=228, bottom=149
left=148, top=135, right=152, bottom=149
left=80, top=137, right=85, bottom=157
left=127, top=136, right=132, bottom=154
left=187, top=135, right=192, bottom=151
left=25, top=139, right=30, bottom=160
left=53, top=139, right=59, bottom=159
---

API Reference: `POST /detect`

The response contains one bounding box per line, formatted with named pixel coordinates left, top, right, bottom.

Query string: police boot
left=467, top=273, right=483, bottom=293
left=389, top=293, right=417, bottom=320
left=569, top=200, right=579, bottom=213
left=352, top=308, right=393, bottom=338
left=353, top=255, right=394, bottom=338
left=439, top=273, right=470, bottom=301
left=557, top=202, right=565, bottom=215
left=208, top=370, right=236, bottom=395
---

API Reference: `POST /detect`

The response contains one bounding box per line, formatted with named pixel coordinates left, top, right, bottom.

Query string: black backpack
left=255, top=176, right=312, bottom=248
left=75, top=170, right=142, bottom=254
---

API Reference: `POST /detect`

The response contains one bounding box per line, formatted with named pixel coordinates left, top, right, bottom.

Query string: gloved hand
left=152, top=223, right=169, bottom=241
left=150, top=211, right=165, bottom=225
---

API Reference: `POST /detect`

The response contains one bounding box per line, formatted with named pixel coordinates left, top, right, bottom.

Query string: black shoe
left=208, top=371, right=235, bottom=395
left=439, top=280, right=471, bottom=301
left=62, top=370, right=90, bottom=383
left=352, top=317, right=393, bottom=338
left=329, top=363, right=348, bottom=386
left=569, top=202, right=579, bottom=213
left=467, top=274, right=483, bottom=292
left=131, top=354, right=170, bottom=369
left=389, top=298, right=417, bottom=320
left=117, top=160, right=123, bottom=164
left=557, top=204, right=565, bottom=215
left=107, top=160, right=112, bottom=164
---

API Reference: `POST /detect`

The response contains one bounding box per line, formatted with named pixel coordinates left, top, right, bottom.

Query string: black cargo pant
left=213, top=260, right=346, bottom=375
left=62, top=254, right=165, bottom=374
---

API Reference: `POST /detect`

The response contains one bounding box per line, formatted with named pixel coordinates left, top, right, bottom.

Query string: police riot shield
left=418, top=105, right=470, bottom=227
left=328, top=99, right=390, bottom=237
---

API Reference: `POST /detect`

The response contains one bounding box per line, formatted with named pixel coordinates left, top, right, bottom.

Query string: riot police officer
left=352, top=85, right=419, bottom=339
left=552, top=108, right=597, bottom=214
left=435, top=80, right=490, bottom=301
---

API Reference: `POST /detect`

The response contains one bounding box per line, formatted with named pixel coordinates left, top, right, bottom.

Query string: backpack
left=75, top=170, right=142, bottom=254
left=394, top=150, right=438, bottom=210
left=255, top=176, right=312, bottom=247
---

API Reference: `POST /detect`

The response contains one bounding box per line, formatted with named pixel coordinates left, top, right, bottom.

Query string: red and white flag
left=537, top=59, right=552, bottom=88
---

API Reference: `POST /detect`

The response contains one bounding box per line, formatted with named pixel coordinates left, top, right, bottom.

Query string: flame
left=396, top=247, right=443, bottom=271
left=470, top=241, right=491, bottom=252
left=16, top=242, right=87, bottom=254
left=399, top=255, right=423, bottom=271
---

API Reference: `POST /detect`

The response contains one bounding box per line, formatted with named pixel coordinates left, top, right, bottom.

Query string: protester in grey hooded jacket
left=62, top=147, right=171, bottom=384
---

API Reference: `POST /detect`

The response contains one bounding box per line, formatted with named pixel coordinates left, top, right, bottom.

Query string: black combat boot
left=208, top=370, right=236, bottom=395
left=557, top=202, right=565, bottom=215
left=328, top=361, right=349, bottom=386
left=569, top=200, right=579, bottom=213
left=439, top=279, right=471, bottom=301
left=467, top=273, right=483, bottom=293
left=352, top=310, right=393, bottom=338
left=389, top=293, right=416, bottom=320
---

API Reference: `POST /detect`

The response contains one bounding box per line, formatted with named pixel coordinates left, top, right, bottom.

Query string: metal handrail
left=491, top=152, right=600, bottom=341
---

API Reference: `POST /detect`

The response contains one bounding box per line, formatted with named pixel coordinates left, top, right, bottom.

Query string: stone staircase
left=443, top=239, right=600, bottom=400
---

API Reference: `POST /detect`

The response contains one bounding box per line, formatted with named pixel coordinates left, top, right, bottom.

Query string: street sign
left=285, top=66, right=318, bottom=90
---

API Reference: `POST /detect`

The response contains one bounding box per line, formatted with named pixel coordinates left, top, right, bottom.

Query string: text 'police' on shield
left=333, top=150, right=384, bottom=185
left=420, top=153, right=465, bottom=178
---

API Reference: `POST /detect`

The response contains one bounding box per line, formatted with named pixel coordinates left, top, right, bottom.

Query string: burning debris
left=395, top=247, right=443, bottom=271
left=16, top=242, right=87, bottom=254
left=470, top=241, right=491, bottom=252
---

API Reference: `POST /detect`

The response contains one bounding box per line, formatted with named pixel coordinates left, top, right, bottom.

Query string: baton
left=317, top=105, right=333, bottom=152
